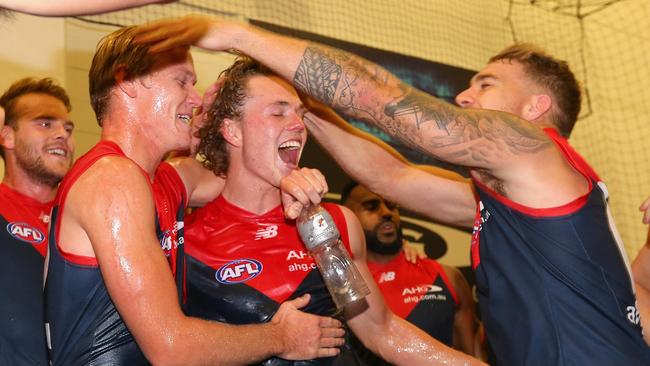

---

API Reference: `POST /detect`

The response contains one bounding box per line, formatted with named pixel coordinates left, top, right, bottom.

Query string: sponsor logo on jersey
left=402, top=284, right=447, bottom=303
left=255, top=224, right=278, bottom=240
left=378, top=271, right=396, bottom=283
left=7, top=222, right=45, bottom=244
left=160, top=221, right=184, bottom=255
left=286, top=250, right=316, bottom=272
left=215, top=259, right=263, bottom=284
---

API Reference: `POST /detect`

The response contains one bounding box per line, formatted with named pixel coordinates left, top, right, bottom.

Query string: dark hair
left=89, top=26, right=156, bottom=126
left=198, top=56, right=274, bottom=177
left=0, top=77, right=71, bottom=158
left=490, top=43, right=581, bottom=137
left=340, top=180, right=360, bottom=205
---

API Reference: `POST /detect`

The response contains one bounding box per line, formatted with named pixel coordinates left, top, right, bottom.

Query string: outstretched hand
left=280, top=168, right=328, bottom=220
left=403, top=239, right=428, bottom=264
left=133, top=14, right=244, bottom=54
left=271, top=294, right=344, bottom=360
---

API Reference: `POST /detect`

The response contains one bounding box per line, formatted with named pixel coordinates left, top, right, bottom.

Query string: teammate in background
left=182, top=56, right=483, bottom=366
left=340, top=181, right=479, bottom=363
left=133, top=16, right=650, bottom=365
left=44, top=26, right=343, bottom=365
left=0, top=0, right=172, bottom=17
left=0, top=77, right=74, bottom=365
left=633, top=196, right=650, bottom=344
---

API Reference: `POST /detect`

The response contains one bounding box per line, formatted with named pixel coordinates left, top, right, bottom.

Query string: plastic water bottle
left=296, top=204, right=370, bottom=309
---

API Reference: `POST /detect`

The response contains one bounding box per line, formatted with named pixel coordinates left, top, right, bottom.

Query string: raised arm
left=133, top=15, right=552, bottom=175
left=304, top=104, right=475, bottom=228
left=338, top=206, right=484, bottom=365
left=63, top=156, right=343, bottom=365
left=0, top=0, right=172, bottom=16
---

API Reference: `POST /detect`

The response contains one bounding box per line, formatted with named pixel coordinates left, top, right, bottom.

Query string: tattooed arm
left=133, top=16, right=588, bottom=207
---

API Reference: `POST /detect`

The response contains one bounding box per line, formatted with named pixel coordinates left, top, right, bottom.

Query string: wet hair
left=340, top=180, right=360, bottom=205
left=490, top=43, right=581, bottom=137
left=198, top=56, right=275, bottom=177
left=0, top=77, right=71, bottom=158
left=88, top=25, right=156, bottom=126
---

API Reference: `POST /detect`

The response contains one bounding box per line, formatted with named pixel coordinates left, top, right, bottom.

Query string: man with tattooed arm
left=133, top=15, right=650, bottom=365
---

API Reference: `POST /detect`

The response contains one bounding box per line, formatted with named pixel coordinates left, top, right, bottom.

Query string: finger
left=319, top=336, right=345, bottom=348
left=318, top=315, right=342, bottom=329
left=319, top=326, right=345, bottom=340
left=281, top=177, right=310, bottom=206
left=284, top=293, right=310, bottom=309
left=317, top=347, right=341, bottom=358
left=640, top=197, right=650, bottom=211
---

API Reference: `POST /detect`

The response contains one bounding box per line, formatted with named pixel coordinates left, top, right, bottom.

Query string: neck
left=366, top=249, right=400, bottom=265
left=101, top=121, right=165, bottom=178
left=1, top=164, right=57, bottom=203
left=221, top=167, right=282, bottom=215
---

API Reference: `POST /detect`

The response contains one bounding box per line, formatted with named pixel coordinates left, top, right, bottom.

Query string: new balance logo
left=255, top=224, right=278, bottom=240
left=378, top=271, right=396, bottom=283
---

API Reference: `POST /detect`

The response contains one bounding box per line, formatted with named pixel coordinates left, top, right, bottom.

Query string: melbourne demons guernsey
left=350, top=253, right=458, bottom=365
left=0, top=184, right=50, bottom=365
left=471, top=128, right=650, bottom=365
left=184, top=197, right=357, bottom=366
left=45, top=141, right=187, bottom=365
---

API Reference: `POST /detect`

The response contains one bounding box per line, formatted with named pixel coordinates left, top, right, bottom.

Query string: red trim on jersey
left=472, top=128, right=598, bottom=218
left=434, top=262, right=459, bottom=306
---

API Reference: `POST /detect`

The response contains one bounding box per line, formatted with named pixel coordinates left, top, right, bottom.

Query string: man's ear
left=1, top=124, right=15, bottom=150
left=524, top=93, right=552, bottom=121
left=115, top=65, right=137, bottom=98
left=221, top=118, right=242, bottom=147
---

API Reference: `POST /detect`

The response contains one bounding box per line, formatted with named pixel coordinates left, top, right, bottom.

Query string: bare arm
left=632, top=196, right=650, bottom=344
left=304, top=103, right=475, bottom=228
left=338, top=206, right=484, bottom=365
left=63, top=156, right=343, bottom=365
left=442, top=265, right=480, bottom=356
left=0, top=0, right=172, bottom=16
left=133, top=16, right=588, bottom=209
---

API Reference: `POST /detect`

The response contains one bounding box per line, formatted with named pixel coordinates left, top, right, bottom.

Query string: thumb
left=286, top=293, right=311, bottom=309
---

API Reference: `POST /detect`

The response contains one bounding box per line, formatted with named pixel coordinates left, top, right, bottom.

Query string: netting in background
left=75, top=0, right=650, bottom=256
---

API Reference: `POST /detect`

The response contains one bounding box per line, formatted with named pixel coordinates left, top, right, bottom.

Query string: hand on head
left=133, top=15, right=241, bottom=54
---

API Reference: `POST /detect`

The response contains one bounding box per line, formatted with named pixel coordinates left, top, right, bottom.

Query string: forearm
left=0, top=0, right=169, bottom=16
left=368, top=315, right=485, bottom=365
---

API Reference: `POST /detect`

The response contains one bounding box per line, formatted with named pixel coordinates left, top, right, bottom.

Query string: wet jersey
left=44, top=141, right=187, bottom=365
left=0, top=184, right=50, bottom=365
left=350, top=253, right=459, bottom=366
left=470, top=128, right=650, bottom=365
left=184, top=196, right=356, bottom=366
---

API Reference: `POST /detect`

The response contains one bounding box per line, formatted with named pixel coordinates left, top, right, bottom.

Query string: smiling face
left=135, top=48, right=201, bottom=153
left=4, top=93, right=74, bottom=187
left=233, top=74, right=307, bottom=187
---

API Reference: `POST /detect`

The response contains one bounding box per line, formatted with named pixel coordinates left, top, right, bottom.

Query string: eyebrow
left=471, top=73, right=498, bottom=85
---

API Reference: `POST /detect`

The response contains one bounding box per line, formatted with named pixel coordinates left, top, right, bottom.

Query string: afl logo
left=7, top=222, right=45, bottom=244
left=215, top=259, right=263, bottom=284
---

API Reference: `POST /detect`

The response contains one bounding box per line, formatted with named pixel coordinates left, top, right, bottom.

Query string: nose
left=52, top=121, right=70, bottom=141
left=455, top=87, right=474, bottom=108
left=286, top=112, right=306, bottom=132
left=187, top=86, right=202, bottom=108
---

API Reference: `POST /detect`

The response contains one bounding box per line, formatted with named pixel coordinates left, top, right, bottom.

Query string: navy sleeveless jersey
left=350, top=253, right=459, bottom=365
left=470, top=128, right=650, bottom=365
left=0, top=184, right=50, bottom=365
left=44, top=141, right=187, bottom=365
left=184, top=197, right=359, bottom=366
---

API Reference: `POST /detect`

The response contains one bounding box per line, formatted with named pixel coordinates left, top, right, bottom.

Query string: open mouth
left=177, top=114, right=192, bottom=125
left=278, top=140, right=301, bottom=167
left=378, top=221, right=396, bottom=234
left=47, top=147, right=68, bottom=158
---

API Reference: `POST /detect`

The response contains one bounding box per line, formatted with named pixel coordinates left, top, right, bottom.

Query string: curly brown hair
left=0, top=77, right=71, bottom=159
left=198, top=56, right=274, bottom=177
left=490, top=43, right=581, bottom=138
